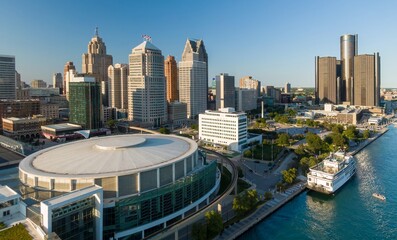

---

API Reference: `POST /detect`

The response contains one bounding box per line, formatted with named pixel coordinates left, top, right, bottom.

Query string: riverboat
left=307, top=151, right=356, bottom=194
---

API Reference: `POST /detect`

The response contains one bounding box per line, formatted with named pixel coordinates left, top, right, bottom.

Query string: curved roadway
left=147, top=147, right=238, bottom=240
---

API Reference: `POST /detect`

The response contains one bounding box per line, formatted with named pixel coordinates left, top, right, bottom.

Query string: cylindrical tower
left=340, top=34, right=358, bottom=103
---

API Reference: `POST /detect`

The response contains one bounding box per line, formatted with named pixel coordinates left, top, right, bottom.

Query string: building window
left=3, top=210, right=10, bottom=217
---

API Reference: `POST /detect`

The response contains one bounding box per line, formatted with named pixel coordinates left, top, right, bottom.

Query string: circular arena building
left=19, top=134, right=220, bottom=240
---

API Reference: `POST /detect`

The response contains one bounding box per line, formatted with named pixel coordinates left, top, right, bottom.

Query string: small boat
left=372, top=193, right=386, bottom=201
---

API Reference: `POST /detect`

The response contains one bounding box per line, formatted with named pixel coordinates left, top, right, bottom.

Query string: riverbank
left=216, top=182, right=307, bottom=240
left=242, top=125, right=397, bottom=239
left=349, top=127, right=388, bottom=156
left=216, top=126, right=389, bottom=240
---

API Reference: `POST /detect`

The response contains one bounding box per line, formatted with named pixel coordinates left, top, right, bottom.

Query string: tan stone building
left=239, top=76, right=261, bottom=98
left=353, top=53, right=380, bottom=107
left=108, top=64, right=128, bottom=110
left=0, top=100, right=41, bottom=130
left=82, top=28, right=113, bottom=106
left=2, top=115, right=46, bottom=140
left=40, top=103, right=59, bottom=120
left=63, top=62, right=76, bottom=96
left=164, top=55, right=178, bottom=102
left=179, top=39, right=208, bottom=119
left=31, top=79, right=47, bottom=88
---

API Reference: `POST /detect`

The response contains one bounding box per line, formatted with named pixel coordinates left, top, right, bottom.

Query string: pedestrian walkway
left=216, top=183, right=307, bottom=240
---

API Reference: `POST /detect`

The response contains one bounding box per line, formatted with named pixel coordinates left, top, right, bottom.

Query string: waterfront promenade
left=215, top=126, right=389, bottom=240
left=216, top=183, right=307, bottom=240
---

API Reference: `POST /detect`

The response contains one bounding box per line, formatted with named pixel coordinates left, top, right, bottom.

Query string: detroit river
left=241, top=125, right=397, bottom=240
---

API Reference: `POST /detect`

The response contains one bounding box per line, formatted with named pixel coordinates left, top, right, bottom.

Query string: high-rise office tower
left=340, top=34, right=358, bottom=103
left=31, top=79, right=47, bottom=88
left=82, top=28, right=113, bottom=106
left=164, top=55, right=178, bottom=102
left=179, top=39, right=208, bottom=119
left=69, top=76, right=101, bottom=129
left=353, top=53, right=380, bottom=106
left=65, top=69, right=77, bottom=100
left=128, top=41, right=167, bottom=126
left=15, top=71, right=21, bottom=90
left=315, top=57, right=340, bottom=104
left=215, top=73, right=235, bottom=109
left=284, top=82, right=291, bottom=93
left=52, top=73, right=63, bottom=92
left=0, top=55, right=16, bottom=100
left=315, top=34, right=380, bottom=106
left=108, top=64, right=128, bottom=110
left=63, top=62, right=76, bottom=95
left=239, top=76, right=261, bottom=98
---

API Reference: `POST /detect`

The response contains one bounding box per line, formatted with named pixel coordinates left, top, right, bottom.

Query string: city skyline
left=1, top=1, right=397, bottom=87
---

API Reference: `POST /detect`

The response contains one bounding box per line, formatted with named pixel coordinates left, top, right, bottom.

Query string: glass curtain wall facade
left=69, top=82, right=101, bottom=129
left=51, top=197, right=96, bottom=240
left=103, top=161, right=217, bottom=239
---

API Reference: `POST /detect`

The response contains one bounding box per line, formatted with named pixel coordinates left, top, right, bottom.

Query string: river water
left=240, top=125, right=397, bottom=240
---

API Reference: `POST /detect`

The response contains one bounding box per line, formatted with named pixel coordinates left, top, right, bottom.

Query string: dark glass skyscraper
left=69, top=76, right=101, bottom=129
left=0, top=55, right=16, bottom=100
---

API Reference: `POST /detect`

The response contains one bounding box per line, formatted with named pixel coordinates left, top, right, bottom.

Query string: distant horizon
left=1, top=1, right=397, bottom=88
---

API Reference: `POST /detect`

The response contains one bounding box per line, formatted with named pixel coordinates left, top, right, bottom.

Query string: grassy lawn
left=250, top=144, right=282, bottom=161
left=0, top=223, right=32, bottom=240
left=237, top=179, right=251, bottom=194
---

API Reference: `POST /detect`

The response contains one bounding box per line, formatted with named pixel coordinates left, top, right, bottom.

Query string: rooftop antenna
left=95, top=26, right=99, bottom=36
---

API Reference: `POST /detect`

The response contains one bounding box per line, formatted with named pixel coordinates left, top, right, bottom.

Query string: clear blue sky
left=1, top=0, right=396, bottom=88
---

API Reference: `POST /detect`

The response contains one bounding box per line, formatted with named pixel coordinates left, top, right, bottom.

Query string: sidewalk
left=216, top=182, right=307, bottom=240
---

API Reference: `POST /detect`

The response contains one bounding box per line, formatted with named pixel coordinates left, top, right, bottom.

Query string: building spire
left=95, top=26, right=99, bottom=37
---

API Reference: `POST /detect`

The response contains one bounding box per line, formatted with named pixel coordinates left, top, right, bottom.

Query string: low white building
left=199, top=108, right=248, bottom=151
left=0, top=185, right=25, bottom=222
left=368, top=117, right=382, bottom=125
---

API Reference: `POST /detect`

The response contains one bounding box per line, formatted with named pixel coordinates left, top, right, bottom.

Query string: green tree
left=191, top=123, right=198, bottom=131
left=343, top=125, right=358, bottom=140
left=191, top=222, right=207, bottom=240
left=106, top=119, right=117, bottom=130
left=232, top=189, right=259, bottom=216
left=306, top=119, right=315, bottom=127
left=331, top=132, right=347, bottom=148
left=308, top=156, right=318, bottom=167
left=243, top=149, right=252, bottom=158
left=287, top=109, right=297, bottom=117
left=306, top=132, right=324, bottom=154
left=246, top=189, right=259, bottom=209
left=276, top=133, right=290, bottom=147
left=275, top=115, right=289, bottom=123
left=264, top=191, right=273, bottom=200
left=332, top=124, right=343, bottom=134
left=281, top=168, right=297, bottom=184
left=295, top=144, right=306, bottom=156
left=362, top=129, right=370, bottom=139
left=276, top=182, right=286, bottom=192
left=159, top=127, right=170, bottom=134
left=205, top=210, right=223, bottom=238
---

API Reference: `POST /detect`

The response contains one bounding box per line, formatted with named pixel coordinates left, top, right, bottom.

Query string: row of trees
left=232, top=189, right=259, bottom=216
left=296, top=125, right=372, bottom=173
left=192, top=189, right=269, bottom=240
